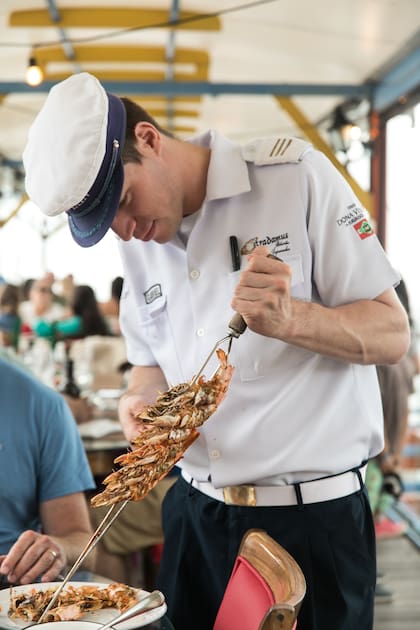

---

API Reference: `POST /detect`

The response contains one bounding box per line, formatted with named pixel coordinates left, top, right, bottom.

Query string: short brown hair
left=120, top=98, right=174, bottom=164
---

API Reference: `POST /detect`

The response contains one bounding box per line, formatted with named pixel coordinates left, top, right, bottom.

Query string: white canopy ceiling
left=0, top=1, right=419, bottom=299
left=0, top=0, right=419, bottom=162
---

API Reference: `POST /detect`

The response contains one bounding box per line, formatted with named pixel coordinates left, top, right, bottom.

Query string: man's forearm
left=283, top=291, right=410, bottom=365
left=50, top=532, right=97, bottom=571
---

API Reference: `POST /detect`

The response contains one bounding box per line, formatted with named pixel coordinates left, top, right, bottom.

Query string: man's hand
left=119, top=365, right=168, bottom=443
left=231, top=246, right=293, bottom=339
left=0, top=530, right=66, bottom=585
left=118, top=389, right=150, bottom=443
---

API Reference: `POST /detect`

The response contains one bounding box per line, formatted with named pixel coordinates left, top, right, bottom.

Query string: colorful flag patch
left=353, top=218, right=374, bottom=240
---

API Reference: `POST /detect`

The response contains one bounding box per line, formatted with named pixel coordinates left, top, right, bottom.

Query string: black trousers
left=157, top=476, right=376, bottom=630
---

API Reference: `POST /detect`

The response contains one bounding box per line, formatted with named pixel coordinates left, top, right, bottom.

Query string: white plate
left=77, top=419, right=123, bottom=439
left=96, top=390, right=123, bottom=400
left=0, top=582, right=167, bottom=630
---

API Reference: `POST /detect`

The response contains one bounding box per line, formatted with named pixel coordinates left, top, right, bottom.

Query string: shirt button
left=210, top=449, right=220, bottom=459
left=190, top=269, right=200, bottom=280
left=196, top=328, right=205, bottom=337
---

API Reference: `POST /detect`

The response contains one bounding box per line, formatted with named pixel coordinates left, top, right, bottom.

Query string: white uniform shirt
left=119, top=130, right=400, bottom=487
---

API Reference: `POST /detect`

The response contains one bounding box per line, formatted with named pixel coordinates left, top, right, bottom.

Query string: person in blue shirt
left=0, top=284, right=21, bottom=350
left=0, top=357, right=96, bottom=586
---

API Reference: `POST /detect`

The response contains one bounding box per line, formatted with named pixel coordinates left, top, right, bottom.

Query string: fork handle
left=228, top=312, right=247, bottom=338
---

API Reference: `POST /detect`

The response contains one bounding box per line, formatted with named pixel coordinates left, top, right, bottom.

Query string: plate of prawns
left=0, top=581, right=166, bottom=629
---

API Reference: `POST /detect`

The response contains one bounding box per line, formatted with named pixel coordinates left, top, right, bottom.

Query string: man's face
left=111, top=129, right=184, bottom=244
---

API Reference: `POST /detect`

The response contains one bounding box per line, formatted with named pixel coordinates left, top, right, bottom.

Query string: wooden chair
left=70, top=334, right=127, bottom=390
left=213, top=529, right=306, bottom=630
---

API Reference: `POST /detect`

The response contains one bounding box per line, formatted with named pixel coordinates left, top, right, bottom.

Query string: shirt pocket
left=137, top=294, right=167, bottom=330
left=280, top=252, right=305, bottom=298
left=136, top=295, right=183, bottom=384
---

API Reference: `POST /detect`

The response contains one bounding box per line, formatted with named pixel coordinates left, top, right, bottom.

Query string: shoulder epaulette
left=242, top=136, right=312, bottom=165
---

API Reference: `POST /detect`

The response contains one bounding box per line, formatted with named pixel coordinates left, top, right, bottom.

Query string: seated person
left=0, top=357, right=96, bottom=586
left=0, top=284, right=21, bottom=350
left=99, top=277, right=124, bottom=336
left=19, top=276, right=66, bottom=331
left=34, top=284, right=112, bottom=343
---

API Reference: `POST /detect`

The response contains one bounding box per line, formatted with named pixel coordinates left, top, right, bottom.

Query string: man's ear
left=133, top=122, right=161, bottom=155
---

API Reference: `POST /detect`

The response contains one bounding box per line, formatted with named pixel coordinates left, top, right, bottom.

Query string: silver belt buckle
left=223, top=485, right=257, bottom=506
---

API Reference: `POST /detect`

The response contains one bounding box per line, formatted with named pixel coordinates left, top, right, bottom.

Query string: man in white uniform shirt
left=23, top=73, right=409, bottom=630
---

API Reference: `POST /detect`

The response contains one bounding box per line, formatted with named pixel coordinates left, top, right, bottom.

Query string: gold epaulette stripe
left=269, top=138, right=293, bottom=157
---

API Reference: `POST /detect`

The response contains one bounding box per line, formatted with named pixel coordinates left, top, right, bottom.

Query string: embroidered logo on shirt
left=353, top=218, right=374, bottom=240
left=336, top=204, right=364, bottom=227
left=144, top=283, right=162, bottom=304
left=240, top=234, right=290, bottom=257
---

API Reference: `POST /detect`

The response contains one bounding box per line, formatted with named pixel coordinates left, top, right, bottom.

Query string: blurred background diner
left=19, top=274, right=67, bottom=331
left=99, top=276, right=124, bottom=336
left=0, top=273, right=171, bottom=592
left=0, top=283, right=21, bottom=350
left=0, top=356, right=96, bottom=587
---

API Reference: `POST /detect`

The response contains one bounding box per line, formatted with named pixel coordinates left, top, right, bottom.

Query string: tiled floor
left=372, top=381, right=420, bottom=629
left=398, top=390, right=420, bottom=541
left=374, top=535, right=420, bottom=630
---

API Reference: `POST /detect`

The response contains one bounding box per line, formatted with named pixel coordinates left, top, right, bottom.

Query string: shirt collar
left=188, top=130, right=251, bottom=201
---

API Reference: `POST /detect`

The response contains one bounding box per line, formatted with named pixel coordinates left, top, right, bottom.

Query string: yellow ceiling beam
left=34, top=45, right=209, bottom=82
left=172, top=126, right=197, bottom=134
left=275, top=96, right=373, bottom=216
left=42, top=68, right=209, bottom=82
left=0, top=194, right=28, bottom=228
left=146, top=108, right=200, bottom=118
left=135, top=96, right=202, bottom=104
left=9, top=8, right=221, bottom=31
left=34, top=45, right=209, bottom=66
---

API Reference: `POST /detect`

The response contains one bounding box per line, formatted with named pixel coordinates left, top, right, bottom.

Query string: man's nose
left=111, top=213, right=135, bottom=241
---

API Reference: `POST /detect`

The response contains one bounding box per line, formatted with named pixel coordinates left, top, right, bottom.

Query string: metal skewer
left=189, top=313, right=244, bottom=386
left=37, top=500, right=129, bottom=623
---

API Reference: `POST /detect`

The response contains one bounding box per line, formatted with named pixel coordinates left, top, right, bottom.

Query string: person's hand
left=380, top=453, right=400, bottom=474
left=119, top=366, right=168, bottom=444
left=0, top=530, right=66, bottom=585
left=118, top=390, right=151, bottom=444
left=231, top=245, right=293, bottom=339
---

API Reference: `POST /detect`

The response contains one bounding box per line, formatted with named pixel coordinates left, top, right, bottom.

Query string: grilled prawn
left=91, top=349, right=234, bottom=507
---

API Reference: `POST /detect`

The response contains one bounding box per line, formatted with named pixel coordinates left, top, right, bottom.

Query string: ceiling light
left=328, top=106, right=362, bottom=153
left=26, top=56, right=44, bottom=87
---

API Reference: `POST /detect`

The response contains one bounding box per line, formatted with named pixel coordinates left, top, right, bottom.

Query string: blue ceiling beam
left=45, top=0, right=77, bottom=63
left=0, top=81, right=372, bottom=98
left=373, top=46, right=420, bottom=111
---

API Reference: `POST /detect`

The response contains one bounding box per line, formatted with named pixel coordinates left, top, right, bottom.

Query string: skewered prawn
left=91, top=349, right=234, bottom=507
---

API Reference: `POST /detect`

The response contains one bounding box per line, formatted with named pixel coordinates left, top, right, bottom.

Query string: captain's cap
left=23, top=72, right=126, bottom=247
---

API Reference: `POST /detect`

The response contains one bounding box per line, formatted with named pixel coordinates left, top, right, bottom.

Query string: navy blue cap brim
left=67, top=92, right=126, bottom=248
left=68, top=158, right=124, bottom=247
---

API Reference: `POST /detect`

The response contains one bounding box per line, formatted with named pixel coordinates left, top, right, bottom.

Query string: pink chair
left=213, top=529, right=306, bottom=630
